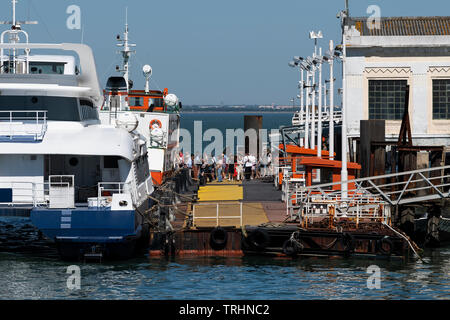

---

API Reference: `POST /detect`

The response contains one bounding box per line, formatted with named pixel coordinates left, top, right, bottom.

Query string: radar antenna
left=116, top=7, right=136, bottom=92
left=143, top=64, right=152, bottom=94
left=0, top=0, right=38, bottom=74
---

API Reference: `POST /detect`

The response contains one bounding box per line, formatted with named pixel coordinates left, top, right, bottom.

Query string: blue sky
left=1, top=0, right=448, bottom=105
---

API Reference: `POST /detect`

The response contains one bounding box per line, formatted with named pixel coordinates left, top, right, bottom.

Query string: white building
left=344, top=16, right=450, bottom=147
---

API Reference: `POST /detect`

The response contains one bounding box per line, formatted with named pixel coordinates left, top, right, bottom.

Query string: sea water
left=0, top=112, right=449, bottom=300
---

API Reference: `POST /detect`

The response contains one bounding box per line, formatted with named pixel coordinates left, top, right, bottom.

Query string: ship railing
left=281, top=171, right=306, bottom=203
left=294, top=194, right=391, bottom=227
left=0, top=180, right=72, bottom=208
left=0, top=110, right=48, bottom=141
left=98, top=182, right=128, bottom=196
left=192, top=202, right=243, bottom=228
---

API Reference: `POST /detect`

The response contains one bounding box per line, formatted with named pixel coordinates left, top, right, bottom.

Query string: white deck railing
left=0, top=177, right=145, bottom=210
left=0, top=110, right=48, bottom=141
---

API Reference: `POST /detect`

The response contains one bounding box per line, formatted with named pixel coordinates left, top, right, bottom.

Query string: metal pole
left=329, top=40, right=335, bottom=161
left=12, top=0, right=16, bottom=26
left=311, top=65, right=316, bottom=150
left=317, top=48, right=323, bottom=158
left=216, top=203, right=219, bottom=227
left=300, top=69, right=304, bottom=147
left=300, top=69, right=304, bottom=112
left=240, top=203, right=243, bottom=227
left=341, top=29, right=348, bottom=199
left=305, top=71, right=310, bottom=149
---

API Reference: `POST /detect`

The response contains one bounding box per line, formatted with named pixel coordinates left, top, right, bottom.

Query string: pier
left=148, top=171, right=417, bottom=260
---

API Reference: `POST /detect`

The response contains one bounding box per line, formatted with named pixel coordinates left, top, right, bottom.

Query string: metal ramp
left=286, top=165, right=450, bottom=223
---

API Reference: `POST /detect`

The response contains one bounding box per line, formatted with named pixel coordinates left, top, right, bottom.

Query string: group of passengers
left=175, top=151, right=272, bottom=185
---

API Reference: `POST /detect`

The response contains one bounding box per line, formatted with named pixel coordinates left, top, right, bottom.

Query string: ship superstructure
left=0, top=1, right=153, bottom=260
left=100, top=18, right=181, bottom=185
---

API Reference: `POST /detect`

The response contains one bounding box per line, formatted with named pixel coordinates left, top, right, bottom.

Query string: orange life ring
left=150, top=119, right=162, bottom=129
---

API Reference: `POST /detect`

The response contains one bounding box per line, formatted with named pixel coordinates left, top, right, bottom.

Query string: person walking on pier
left=244, top=153, right=253, bottom=180
left=228, top=154, right=236, bottom=181
left=236, top=156, right=244, bottom=181
left=194, top=153, right=201, bottom=179
left=217, top=154, right=224, bottom=183
left=186, top=153, right=193, bottom=178
left=249, top=153, right=257, bottom=180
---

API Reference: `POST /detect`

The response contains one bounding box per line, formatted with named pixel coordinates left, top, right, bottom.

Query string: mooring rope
left=382, top=222, right=427, bottom=263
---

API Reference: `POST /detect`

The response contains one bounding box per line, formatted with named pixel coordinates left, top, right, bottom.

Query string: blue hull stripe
left=31, top=208, right=137, bottom=242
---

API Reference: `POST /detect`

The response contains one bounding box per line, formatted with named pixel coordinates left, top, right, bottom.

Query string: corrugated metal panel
left=349, top=17, right=450, bottom=36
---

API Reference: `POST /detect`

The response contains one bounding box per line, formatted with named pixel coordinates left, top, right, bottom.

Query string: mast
left=116, top=8, right=136, bottom=92
left=0, top=0, right=38, bottom=74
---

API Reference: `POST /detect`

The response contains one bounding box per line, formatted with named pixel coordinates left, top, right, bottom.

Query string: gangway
left=286, top=165, right=450, bottom=222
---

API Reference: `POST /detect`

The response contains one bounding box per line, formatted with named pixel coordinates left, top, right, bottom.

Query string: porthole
left=69, top=157, right=79, bottom=167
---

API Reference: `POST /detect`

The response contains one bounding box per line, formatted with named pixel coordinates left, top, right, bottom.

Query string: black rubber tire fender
left=209, top=227, right=228, bottom=251
left=248, top=228, right=271, bottom=251
left=377, top=236, right=394, bottom=256
left=342, top=232, right=355, bottom=253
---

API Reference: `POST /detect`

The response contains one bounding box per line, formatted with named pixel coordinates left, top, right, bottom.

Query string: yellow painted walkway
left=198, top=184, right=243, bottom=202
left=190, top=180, right=270, bottom=228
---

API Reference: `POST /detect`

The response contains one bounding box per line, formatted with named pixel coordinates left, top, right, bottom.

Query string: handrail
left=192, top=202, right=243, bottom=228
left=0, top=179, right=135, bottom=209
left=0, top=110, right=48, bottom=141
left=291, top=165, right=450, bottom=223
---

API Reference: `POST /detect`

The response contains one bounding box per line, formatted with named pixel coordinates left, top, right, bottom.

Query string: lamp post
left=329, top=40, right=335, bottom=161
left=309, top=31, right=322, bottom=151
left=303, top=65, right=312, bottom=149
left=310, top=60, right=316, bottom=150
left=290, top=57, right=311, bottom=148
left=317, top=48, right=324, bottom=158
left=340, top=27, right=348, bottom=199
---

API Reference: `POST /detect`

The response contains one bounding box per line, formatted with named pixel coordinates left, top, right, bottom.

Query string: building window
left=433, top=79, right=450, bottom=120
left=368, top=80, right=407, bottom=120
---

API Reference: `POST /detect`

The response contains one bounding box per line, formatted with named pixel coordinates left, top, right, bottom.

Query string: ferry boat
left=0, top=1, right=153, bottom=260
left=99, top=20, right=181, bottom=186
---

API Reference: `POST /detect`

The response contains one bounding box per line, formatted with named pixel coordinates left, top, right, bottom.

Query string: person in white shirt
left=185, top=153, right=193, bottom=178
left=266, top=152, right=273, bottom=176
left=236, top=156, right=244, bottom=181
left=244, top=153, right=253, bottom=180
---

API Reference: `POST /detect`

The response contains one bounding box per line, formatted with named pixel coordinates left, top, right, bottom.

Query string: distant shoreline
left=181, top=110, right=296, bottom=114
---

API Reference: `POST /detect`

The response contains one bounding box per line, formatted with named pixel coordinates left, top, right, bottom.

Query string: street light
left=325, top=40, right=337, bottom=160
left=309, top=31, right=323, bottom=57
left=290, top=57, right=307, bottom=147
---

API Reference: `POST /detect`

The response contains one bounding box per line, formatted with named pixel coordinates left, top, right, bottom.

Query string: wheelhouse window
left=129, top=96, right=143, bottom=107
left=432, top=79, right=450, bottom=120
left=0, top=96, right=97, bottom=121
left=79, top=99, right=98, bottom=121
left=368, top=80, right=407, bottom=120
left=29, top=62, right=66, bottom=75
left=149, top=97, right=163, bottom=109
